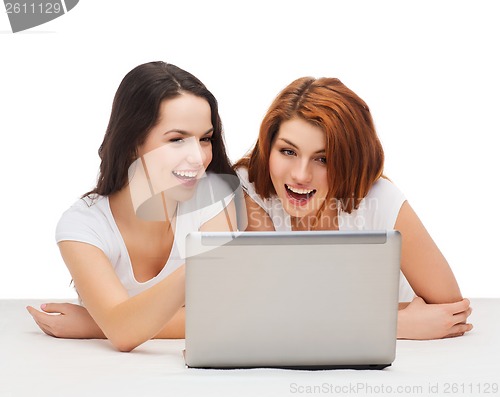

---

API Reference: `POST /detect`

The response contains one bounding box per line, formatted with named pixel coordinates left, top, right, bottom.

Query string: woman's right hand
left=26, top=303, right=105, bottom=339
left=397, top=296, right=473, bottom=340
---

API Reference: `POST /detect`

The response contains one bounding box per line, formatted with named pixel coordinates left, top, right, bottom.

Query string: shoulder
left=235, top=166, right=271, bottom=210
left=56, top=195, right=114, bottom=251
left=58, top=195, right=109, bottom=222
left=365, top=177, right=406, bottom=204
left=235, top=166, right=290, bottom=230
left=235, top=167, right=251, bottom=191
left=364, top=178, right=406, bottom=228
left=340, top=178, right=406, bottom=230
left=57, top=196, right=105, bottom=225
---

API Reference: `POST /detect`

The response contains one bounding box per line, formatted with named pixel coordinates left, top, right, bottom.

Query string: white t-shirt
left=236, top=167, right=415, bottom=302
left=56, top=173, right=235, bottom=298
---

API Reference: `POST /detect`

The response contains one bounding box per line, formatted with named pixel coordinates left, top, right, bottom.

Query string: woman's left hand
left=26, top=303, right=105, bottom=339
left=397, top=296, right=473, bottom=340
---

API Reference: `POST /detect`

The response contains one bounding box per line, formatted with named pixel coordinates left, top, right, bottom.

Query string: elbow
left=107, top=333, right=141, bottom=353
left=112, top=339, right=139, bottom=353
left=425, top=290, right=464, bottom=305
left=100, top=320, right=146, bottom=352
left=117, top=346, right=135, bottom=353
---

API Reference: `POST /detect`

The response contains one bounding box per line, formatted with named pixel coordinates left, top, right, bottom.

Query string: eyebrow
left=278, top=138, right=326, bottom=154
left=164, top=128, right=214, bottom=136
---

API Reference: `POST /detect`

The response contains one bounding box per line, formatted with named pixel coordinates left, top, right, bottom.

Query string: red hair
left=235, top=77, right=384, bottom=213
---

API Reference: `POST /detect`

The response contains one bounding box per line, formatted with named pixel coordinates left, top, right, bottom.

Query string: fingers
left=29, top=302, right=78, bottom=316
left=26, top=305, right=37, bottom=316
left=445, top=322, right=474, bottom=338
left=40, top=303, right=68, bottom=314
left=26, top=305, right=49, bottom=319
left=26, top=306, right=56, bottom=337
left=444, top=332, right=464, bottom=339
left=443, top=302, right=473, bottom=339
left=452, top=307, right=472, bottom=325
left=447, top=298, right=471, bottom=314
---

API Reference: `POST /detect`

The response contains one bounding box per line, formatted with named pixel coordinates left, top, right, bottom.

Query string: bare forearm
left=93, top=306, right=185, bottom=340
left=59, top=242, right=186, bottom=351
left=71, top=305, right=184, bottom=340
left=421, top=266, right=462, bottom=304
left=100, top=267, right=185, bottom=351
left=154, top=307, right=185, bottom=339
left=396, top=202, right=463, bottom=304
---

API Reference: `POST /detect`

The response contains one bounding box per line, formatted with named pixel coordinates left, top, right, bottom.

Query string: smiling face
left=134, top=93, right=213, bottom=204
left=269, top=117, right=330, bottom=221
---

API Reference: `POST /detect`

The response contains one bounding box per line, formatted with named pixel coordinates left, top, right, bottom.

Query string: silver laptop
left=185, top=230, right=401, bottom=370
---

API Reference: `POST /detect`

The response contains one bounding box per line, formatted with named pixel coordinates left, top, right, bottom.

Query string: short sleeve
left=235, top=166, right=292, bottom=231
left=55, top=199, right=109, bottom=254
left=235, top=167, right=269, bottom=212
left=340, top=178, right=407, bottom=231
left=367, top=178, right=406, bottom=230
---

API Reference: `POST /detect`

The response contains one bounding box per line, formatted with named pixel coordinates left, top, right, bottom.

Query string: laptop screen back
left=185, top=230, right=401, bottom=369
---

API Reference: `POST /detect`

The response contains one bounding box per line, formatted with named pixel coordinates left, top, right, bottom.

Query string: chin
left=171, top=187, right=198, bottom=203
left=282, top=204, right=312, bottom=219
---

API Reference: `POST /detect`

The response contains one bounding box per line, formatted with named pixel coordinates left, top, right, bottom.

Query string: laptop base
left=186, top=363, right=391, bottom=370
left=184, top=350, right=391, bottom=370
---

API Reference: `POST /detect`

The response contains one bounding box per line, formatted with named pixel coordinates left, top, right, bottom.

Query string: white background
left=1, top=0, right=499, bottom=299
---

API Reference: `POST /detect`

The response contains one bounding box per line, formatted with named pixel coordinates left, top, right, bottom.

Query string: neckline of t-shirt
left=102, top=195, right=180, bottom=286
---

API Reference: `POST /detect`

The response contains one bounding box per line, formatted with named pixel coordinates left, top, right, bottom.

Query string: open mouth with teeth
left=285, top=184, right=316, bottom=203
left=172, top=170, right=199, bottom=186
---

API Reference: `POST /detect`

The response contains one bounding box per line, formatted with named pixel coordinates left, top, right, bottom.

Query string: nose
left=185, top=139, right=205, bottom=166
left=291, top=159, right=312, bottom=184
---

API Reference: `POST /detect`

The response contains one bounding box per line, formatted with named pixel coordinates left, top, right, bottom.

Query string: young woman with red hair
left=235, top=77, right=472, bottom=340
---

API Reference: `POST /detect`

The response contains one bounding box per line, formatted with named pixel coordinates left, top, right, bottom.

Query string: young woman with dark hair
left=27, top=62, right=237, bottom=352
left=235, top=77, right=473, bottom=340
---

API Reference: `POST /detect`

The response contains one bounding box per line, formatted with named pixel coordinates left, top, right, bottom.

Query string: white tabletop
left=1, top=299, right=498, bottom=397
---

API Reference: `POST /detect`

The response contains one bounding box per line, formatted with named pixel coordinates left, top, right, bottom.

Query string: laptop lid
left=185, top=230, right=401, bottom=370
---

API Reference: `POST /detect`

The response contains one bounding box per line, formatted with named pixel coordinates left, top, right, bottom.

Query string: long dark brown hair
left=85, top=61, right=234, bottom=198
left=235, top=77, right=384, bottom=213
